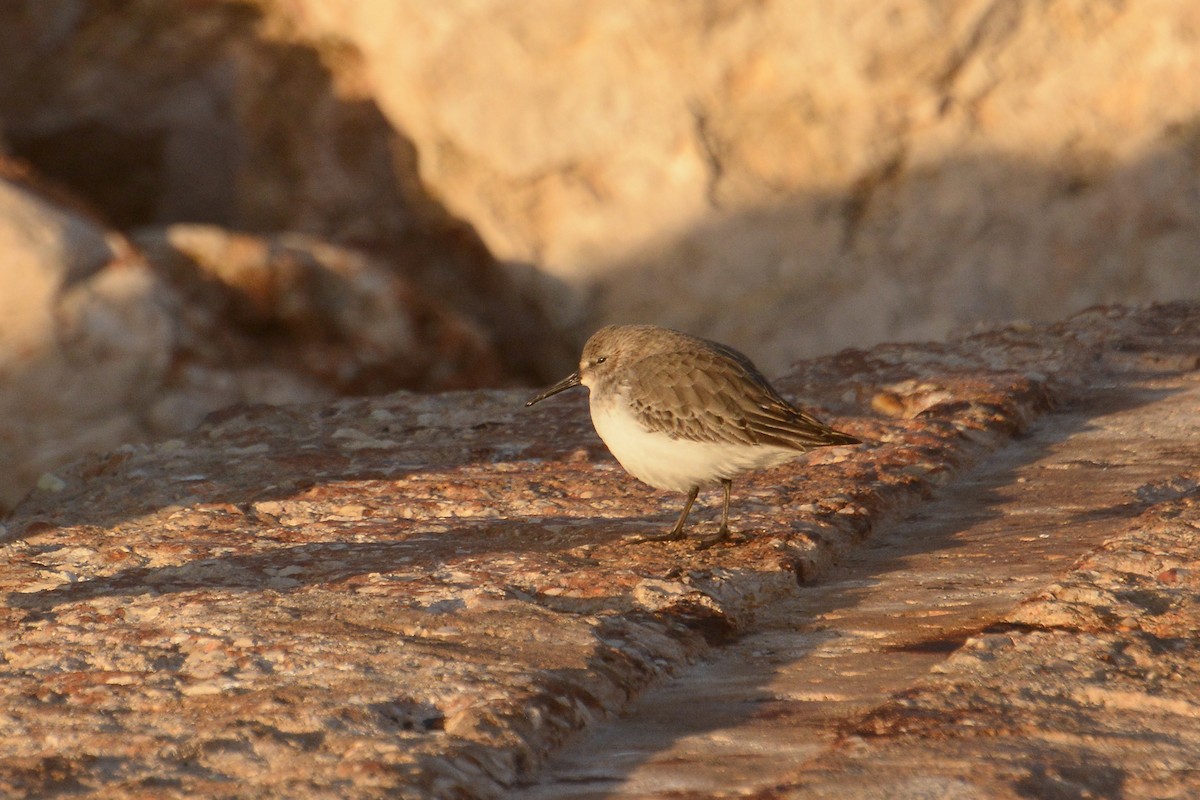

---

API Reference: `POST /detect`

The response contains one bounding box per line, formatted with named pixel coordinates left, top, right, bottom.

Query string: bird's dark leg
left=626, top=486, right=699, bottom=544
left=695, top=479, right=733, bottom=550
left=671, top=485, right=701, bottom=538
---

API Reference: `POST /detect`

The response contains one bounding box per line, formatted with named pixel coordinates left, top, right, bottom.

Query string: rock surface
left=1, top=302, right=1196, bottom=798
left=4, top=1, right=1197, bottom=511
left=527, top=320, right=1200, bottom=798
left=0, top=0, right=564, bottom=383
left=278, top=0, right=1200, bottom=367
left=0, top=166, right=175, bottom=515
left=133, top=223, right=505, bottom=397
left=0, top=168, right=505, bottom=513
left=4, top=2, right=1197, bottom=373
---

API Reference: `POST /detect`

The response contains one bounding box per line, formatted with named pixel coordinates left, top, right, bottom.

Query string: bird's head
left=525, top=325, right=659, bottom=406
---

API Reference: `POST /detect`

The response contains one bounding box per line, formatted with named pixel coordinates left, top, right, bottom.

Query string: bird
left=525, top=324, right=861, bottom=547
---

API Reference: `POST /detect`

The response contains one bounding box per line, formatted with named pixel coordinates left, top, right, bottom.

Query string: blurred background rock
left=1, top=0, right=1198, bottom=513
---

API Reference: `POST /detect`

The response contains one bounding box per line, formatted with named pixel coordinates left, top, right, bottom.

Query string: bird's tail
left=819, top=427, right=862, bottom=447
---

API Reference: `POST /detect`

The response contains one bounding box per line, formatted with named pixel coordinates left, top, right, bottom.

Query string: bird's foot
left=693, top=525, right=731, bottom=551
left=623, top=526, right=687, bottom=545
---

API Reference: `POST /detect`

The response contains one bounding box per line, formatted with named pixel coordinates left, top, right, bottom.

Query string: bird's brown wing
left=621, top=349, right=860, bottom=451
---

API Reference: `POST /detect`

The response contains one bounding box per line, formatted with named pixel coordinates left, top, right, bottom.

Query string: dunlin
left=526, top=324, right=861, bottom=546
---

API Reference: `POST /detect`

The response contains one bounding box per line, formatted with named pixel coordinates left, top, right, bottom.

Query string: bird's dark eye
left=595, top=357, right=607, bottom=364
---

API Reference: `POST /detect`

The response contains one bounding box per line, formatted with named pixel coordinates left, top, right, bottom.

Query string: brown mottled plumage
left=527, top=325, right=860, bottom=546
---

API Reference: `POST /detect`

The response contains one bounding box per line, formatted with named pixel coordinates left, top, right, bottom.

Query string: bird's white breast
left=589, top=397, right=800, bottom=492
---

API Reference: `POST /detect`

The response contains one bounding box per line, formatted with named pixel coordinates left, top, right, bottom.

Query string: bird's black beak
left=525, top=372, right=582, bottom=407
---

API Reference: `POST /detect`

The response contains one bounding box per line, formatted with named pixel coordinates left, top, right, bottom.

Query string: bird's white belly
left=590, top=400, right=799, bottom=492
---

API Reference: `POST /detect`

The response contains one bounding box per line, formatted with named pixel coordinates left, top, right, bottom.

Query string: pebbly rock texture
left=525, top=305, right=1200, bottom=798
left=785, top=483, right=1200, bottom=800
left=0, top=166, right=506, bottom=514
left=0, top=302, right=1195, bottom=798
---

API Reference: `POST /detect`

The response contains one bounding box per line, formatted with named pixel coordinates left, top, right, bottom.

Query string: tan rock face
left=0, top=0, right=565, bottom=383
left=134, top=224, right=505, bottom=396
left=0, top=174, right=511, bottom=514
left=4, top=1, right=1195, bottom=375
left=0, top=173, right=175, bottom=514
left=281, top=0, right=1200, bottom=369
left=0, top=177, right=125, bottom=361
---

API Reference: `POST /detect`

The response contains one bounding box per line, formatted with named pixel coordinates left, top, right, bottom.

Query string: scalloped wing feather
left=619, top=349, right=859, bottom=451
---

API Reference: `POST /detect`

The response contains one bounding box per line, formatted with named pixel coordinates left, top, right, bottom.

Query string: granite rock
left=1, top=302, right=1195, bottom=797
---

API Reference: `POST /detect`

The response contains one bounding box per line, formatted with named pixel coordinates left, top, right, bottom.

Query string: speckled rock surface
left=785, top=484, right=1200, bottom=800
left=526, top=303, right=1200, bottom=799
left=1, top=302, right=1197, bottom=798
